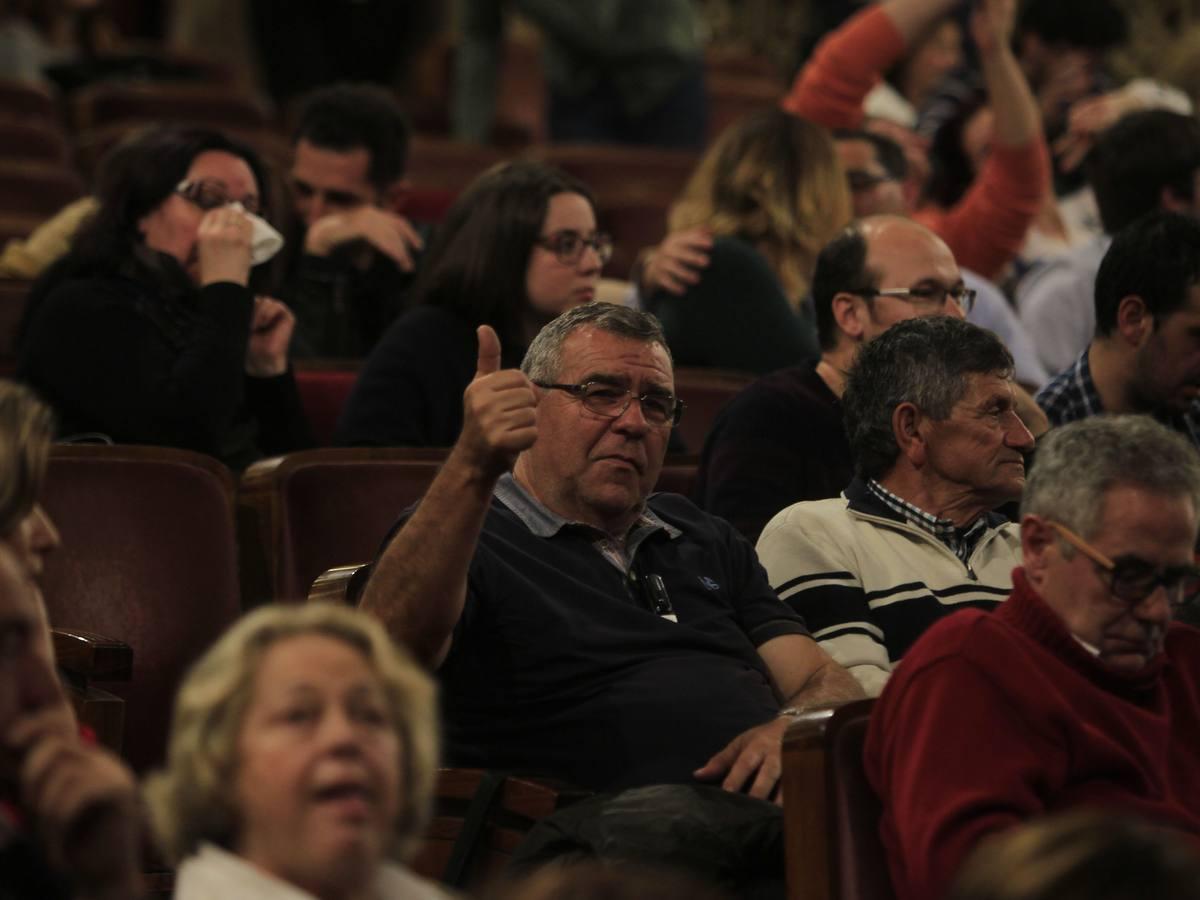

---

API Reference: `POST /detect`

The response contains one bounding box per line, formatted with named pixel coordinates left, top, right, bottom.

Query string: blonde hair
left=0, top=380, right=54, bottom=536
left=668, top=108, right=852, bottom=307
left=144, top=603, right=440, bottom=866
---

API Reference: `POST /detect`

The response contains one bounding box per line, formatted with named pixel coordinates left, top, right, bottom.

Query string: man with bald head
left=697, top=215, right=977, bottom=543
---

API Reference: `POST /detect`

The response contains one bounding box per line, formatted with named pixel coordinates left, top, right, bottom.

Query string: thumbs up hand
left=458, top=325, right=539, bottom=478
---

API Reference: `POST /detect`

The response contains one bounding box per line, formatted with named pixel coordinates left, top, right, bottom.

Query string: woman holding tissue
left=17, top=125, right=312, bottom=470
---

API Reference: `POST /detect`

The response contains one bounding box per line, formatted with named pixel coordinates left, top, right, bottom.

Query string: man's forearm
left=359, top=447, right=498, bottom=666
left=981, top=43, right=1042, bottom=148
left=783, top=658, right=866, bottom=709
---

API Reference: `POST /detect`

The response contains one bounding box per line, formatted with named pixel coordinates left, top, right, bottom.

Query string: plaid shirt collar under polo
left=1037, top=347, right=1200, bottom=449
left=866, top=478, right=990, bottom=566
left=493, top=472, right=682, bottom=574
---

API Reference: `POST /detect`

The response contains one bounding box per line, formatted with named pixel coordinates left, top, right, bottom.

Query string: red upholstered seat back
left=238, top=448, right=449, bottom=606
left=672, top=367, right=755, bottom=454
left=40, top=445, right=240, bottom=773
left=293, top=364, right=360, bottom=446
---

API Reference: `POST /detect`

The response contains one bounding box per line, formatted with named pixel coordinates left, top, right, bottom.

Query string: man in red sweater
left=865, top=414, right=1200, bottom=900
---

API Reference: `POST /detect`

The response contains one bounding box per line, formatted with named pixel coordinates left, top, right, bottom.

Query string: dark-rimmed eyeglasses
left=854, top=284, right=976, bottom=315
left=176, top=179, right=260, bottom=216
left=1048, top=520, right=1200, bottom=611
left=534, top=231, right=614, bottom=266
left=535, top=381, right=684, bottom=427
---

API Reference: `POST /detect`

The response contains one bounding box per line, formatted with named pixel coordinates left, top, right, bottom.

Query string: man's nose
left=612, top=397, right=651, bottom=433
left=1005, top=412, right=1036, bottom=451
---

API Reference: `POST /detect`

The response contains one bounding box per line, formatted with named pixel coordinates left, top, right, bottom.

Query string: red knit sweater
left=864, top=568, right=1200, bottom=900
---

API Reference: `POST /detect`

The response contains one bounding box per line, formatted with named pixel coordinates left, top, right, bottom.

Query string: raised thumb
left=474, top=324, right=502, bottom=378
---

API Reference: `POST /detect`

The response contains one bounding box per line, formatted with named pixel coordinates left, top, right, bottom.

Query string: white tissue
left=229, top=202, right=284, bottom=266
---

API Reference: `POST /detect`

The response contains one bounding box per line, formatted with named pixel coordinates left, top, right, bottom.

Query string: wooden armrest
left=308, top=562, right=373, bottom=605
left=52, top=628, right=133, bottom=681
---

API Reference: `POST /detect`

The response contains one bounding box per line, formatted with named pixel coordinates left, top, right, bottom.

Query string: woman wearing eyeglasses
left=17, top=125, right=311, bottom=470
left=336, top=160, right=607, bottom=447
left=643, top=109, right=853, bottom=376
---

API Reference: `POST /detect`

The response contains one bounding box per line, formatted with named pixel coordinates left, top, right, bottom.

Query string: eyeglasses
left=1048, top=520, right=1200, bottom=611
left=176, top=179, right=261, bottom=216
left=534, top=381, right=684, bottom=427
left=855, top=284, right=976, bottom=315
left=534, top=231, right=614, bottom=266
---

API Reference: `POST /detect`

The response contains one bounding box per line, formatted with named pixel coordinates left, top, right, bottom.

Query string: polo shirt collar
left=494, top=472, right=682, bottom=541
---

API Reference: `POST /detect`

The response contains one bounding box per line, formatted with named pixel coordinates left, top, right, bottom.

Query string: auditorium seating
left=71, top=80, right=268, bottom=133
left=0, top=161, right=85, bottom=219
left=0, top=119, right=70, bottom=165
left=293, top=359, right=361, bottom=446
left=39, top=444, right=241, bottom=773
left=237, top=446, right=449, bottom=606
left=0, top=78, right=60, bottom=124
left=0, top=279, right=33, bottom=372
left=782, top=700, right=893, bottom=900
left=530, top=143, right=699, bottom=205
left=672, top=367, right=756, bottom=454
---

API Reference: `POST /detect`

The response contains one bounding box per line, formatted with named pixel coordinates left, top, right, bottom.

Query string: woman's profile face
left=525, top=192, right=604, bottom=318
left=137, top=150, right=260, bottom=282
left=232, top=633, right=401, bottom=893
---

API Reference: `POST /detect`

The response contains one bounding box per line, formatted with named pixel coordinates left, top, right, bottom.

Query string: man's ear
left=833, top=292, right=867, bottom=342
left=1020, top=514, right=1057, bottom=583
left=892, top=402, right=926, bottom=467
left=381, top=180, right=409, bottom=215
left=1115, top=294, right=1152, bottom=347
left=1161, top=184, right=1190, bottom=214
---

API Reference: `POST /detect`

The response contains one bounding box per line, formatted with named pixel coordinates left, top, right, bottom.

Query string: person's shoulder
left=759, top=494, right=851, bottom=539
left=887, top=604, right=998, bottom=679
left=1017, top=237, right=1107, bottom=303
left=706, top=234, right=772, bottom=271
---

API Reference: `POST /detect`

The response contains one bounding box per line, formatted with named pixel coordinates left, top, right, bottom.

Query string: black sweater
left=18, top=267, right=311, bottom=471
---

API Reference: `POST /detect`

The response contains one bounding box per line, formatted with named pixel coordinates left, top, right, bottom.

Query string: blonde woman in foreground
left=145, top=603, right=448, bottom=900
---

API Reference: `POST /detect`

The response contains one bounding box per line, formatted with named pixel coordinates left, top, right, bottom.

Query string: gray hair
left=843, top=316, right=1014, bottom=479
left=521, top=302, right=672, bottom=383
left=1021, top=415, right=1200, bottom=544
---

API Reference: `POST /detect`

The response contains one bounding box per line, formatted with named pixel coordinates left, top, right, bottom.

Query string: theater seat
left=238, top=447, right=450, bottom=606
left=293, top=360, right=361, bottom=446
left=782, top=699, right=893, bottom=900
left=672, top=367, right=756, bottom=454
left=40, top=445, right=241, bottom=774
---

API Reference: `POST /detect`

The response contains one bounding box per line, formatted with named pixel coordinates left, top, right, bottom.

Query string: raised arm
left=916, top=0, right=1049, bottom=277
left=358, top=325, right=537, bottom=667
left=782, top=0, right=961, bottom=129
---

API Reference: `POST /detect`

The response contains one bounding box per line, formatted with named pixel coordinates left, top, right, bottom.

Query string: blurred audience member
left=246, top=0, right=442, bottom=108
left=336, top=160, right=603, bottom=447
left=757, top=316, right=1033, bottom=695
left=1017, top=110, right=1200, bottom=374
left=0, top=0, right=120, bottom=85
left=1037, top=211, right=1200, bottom=452
left=783, top=0, right=1048, bottom=281
left=454, top=0, right=706, bottom=149
left=644, top=109, right=850, bottom=376
left=145, top=602, right=446, bottom=900
left=17, top=125, right=312, bottom=471
left=282, top=83, right=427, bottom=358
left=867, top=415, right=1200, bottom=900
left=949, top=810, right=1200, bottom=900
left=0, top=543, right=143, bottom=900
left=486, top=862, right=734, bottom=900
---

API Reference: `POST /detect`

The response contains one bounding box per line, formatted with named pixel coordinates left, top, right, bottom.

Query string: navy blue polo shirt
left=435, top=475, right=811, bottom=792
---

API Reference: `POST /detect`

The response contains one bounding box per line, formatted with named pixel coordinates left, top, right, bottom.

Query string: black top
left=695, top=361, right=853, bottom=543
left=429, top=485, right=810, bottom=792
left=335, top=305, right=523, bottom=447
left=646, top=235, right=820, bottom=376
left=282, top=230, right=427, bottom=360
left=17, top=263, right=311, bottom=471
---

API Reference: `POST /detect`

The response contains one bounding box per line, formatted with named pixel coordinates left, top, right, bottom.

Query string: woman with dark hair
left=17, top=124, right=311, bottom=470
left=336, top=160, right=606, bottom=447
